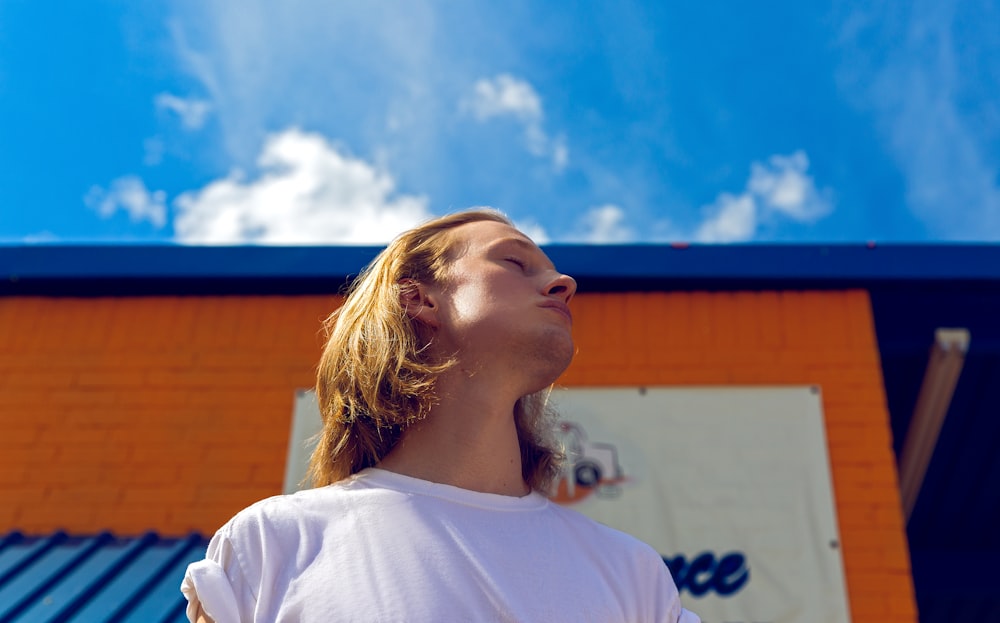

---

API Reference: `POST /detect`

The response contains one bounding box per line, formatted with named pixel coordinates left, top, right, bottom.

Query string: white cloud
left=19, top=232, right=58, bottom=244
left=162, top=2, right=583, bottom=229
left=166, top=4, right=444, bottom=168
left=173, top=127, right=431, bottom=244
left=835, top=2, right=1000, bottom=238
left=462, top=74, right=569, bottom=172
left=155, top=93, right=212, bottom=130
left=464, top=74, right=543, bottom=122
left=143, top=137, right=165, bottom=166
left=695, top=150, right=832, bottom=243
left=514, top=219, right=550, bottom=245
left=85, top=176, right=168, bottom=228
left=573, top=204, right=635, bottom=243
left=748, top=151, right=831, bottom=222
left=695, top=194, right=757, bottom=243
left=551, top=137, right=569, bottom=172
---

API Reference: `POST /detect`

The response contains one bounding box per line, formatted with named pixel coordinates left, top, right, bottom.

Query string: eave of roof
left=1, top=243, right=999, bottom=296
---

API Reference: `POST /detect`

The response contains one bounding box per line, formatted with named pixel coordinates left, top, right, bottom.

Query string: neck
left=377, top=366, right=530, bottom=497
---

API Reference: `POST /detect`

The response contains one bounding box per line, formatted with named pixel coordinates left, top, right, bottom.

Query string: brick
left=0, top=505, right=18, bottom=528
left=686, top=292, right=714, bottom=346
left=39, top=389, right=119, bottom=408
left=54, top=441, right=124, bottom=462
left=117, top=389, right=189, bottom=409
left=120, top=465, right=181, bottom=485
left=0, top=487, right=46, bottom=510
left=75, top=369, right=148, bottom=388
left=0, top=371, right=62, bottom=389
left=0, top=464, right=28, bottom=486
left=2, top=445, right=59, bottom=465
left=45, top=485, right=122, bottom=506
left=94, top=508, right=171, bottom=537
left=621, top=293, right=648, bottom=354
left=176, top=463, right=263, bottom=486
left=27, top=465, right=95, bottom=486
left=167, top=505, right=242, bottom=534
left=119, top=486, right=196, bottom=506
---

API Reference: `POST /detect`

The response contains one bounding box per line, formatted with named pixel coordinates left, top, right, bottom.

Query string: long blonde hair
left=309, top=209, right=564, bottom=491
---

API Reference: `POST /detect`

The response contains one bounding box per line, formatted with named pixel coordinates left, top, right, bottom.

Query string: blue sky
left=1, top=1, right=998, bottom=244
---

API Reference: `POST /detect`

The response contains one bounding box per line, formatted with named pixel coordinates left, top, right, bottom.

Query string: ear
left=399, top=279, right=440, bottom=328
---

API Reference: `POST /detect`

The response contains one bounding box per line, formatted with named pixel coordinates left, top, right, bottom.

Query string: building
left=2, top=243, right=997, bottom=622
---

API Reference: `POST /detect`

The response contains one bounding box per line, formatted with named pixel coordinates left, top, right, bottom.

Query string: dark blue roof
left=0, top=531, right=207, bottom=623
left=1, top=243, right=999, bottom=295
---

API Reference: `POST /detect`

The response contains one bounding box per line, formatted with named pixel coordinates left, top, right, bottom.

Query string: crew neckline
left=348, top=467, right=550, bottom=512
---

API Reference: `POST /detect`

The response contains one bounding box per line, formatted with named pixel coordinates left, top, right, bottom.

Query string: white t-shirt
left=182, top=468, right=700, bottom=623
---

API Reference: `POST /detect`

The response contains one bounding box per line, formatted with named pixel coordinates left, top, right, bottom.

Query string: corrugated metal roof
left=0, top=531, right=207, bottom=623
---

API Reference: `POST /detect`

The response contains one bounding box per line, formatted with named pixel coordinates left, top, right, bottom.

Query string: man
left=182, top=209, right=699, bottom=622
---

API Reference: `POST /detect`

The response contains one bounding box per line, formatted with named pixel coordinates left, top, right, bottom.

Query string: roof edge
left=2, top=244, right=999, bottom=296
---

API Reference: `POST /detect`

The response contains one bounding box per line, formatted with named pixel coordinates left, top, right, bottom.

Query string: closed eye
left=505, top=257, right=527, bottom=271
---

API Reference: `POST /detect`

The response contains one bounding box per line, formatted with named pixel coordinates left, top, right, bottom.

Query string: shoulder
left=206, top=485, right=356, bottom=586
left=216, top=470, right=395, bottom=546
left=544, top=501, right=657, bottom=550
left=218, top=484, right=347, bottom=541
left=541, top=501, right=666, bottom=571
left=539, top=502, right=693, bottom=619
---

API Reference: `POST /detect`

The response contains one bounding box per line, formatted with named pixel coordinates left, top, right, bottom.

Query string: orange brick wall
left=0, top=290, right=915, bottom=622
left=0, top=296, right=333, bottom=536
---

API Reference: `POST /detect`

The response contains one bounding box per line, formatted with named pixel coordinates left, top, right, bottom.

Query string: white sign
left=284, top=389, right=321, bottom=494
left=548, top=387, right=851, bottom=623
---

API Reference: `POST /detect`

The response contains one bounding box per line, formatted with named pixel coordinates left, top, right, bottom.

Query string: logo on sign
left=551, top=421, right=626, bottom=504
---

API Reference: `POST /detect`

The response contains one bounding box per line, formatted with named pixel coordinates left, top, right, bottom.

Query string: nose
left=544, top=272, right=577, bottom=303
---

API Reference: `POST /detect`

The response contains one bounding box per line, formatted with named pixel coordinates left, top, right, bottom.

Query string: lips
left=541, top=301, right=573, bottom=323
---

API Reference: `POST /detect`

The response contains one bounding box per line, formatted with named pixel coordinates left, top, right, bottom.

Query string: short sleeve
left=678, top=607, right=702, bottom=623
left=641, top=545, right=701, bottom=623
left=181, top=531, right=254, bottom=623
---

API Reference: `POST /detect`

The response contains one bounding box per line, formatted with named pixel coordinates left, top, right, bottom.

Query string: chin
left=503, top=327, right=574, bottom=389
left=526, top=335, right=575, bottom=389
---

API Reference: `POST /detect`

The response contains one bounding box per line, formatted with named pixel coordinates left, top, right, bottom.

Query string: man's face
left=428, top=220, right=577, bottom=392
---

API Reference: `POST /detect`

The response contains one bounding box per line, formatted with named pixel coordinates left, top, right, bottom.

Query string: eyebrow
left=496, top=237, right=538, bottom=251
left=492, top=237, right=556, bottom=269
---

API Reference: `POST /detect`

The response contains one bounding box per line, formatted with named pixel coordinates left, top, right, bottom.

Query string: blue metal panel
left=11, top=533, right=117, bottom=622
left=47, top=533, right=158, bottom=623
left=0, top=532, right=208, bottom=623
left=2, top=244, right=1000, bottom=296
left=0, top=245, right=381, bottom=280
left=119, top=536, right=205, bottom=623
left=0, top=536, right=93, bottom=621
left=72, top=536, right=187, bottom=622
left=0, top=532, right=66, bottom=588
